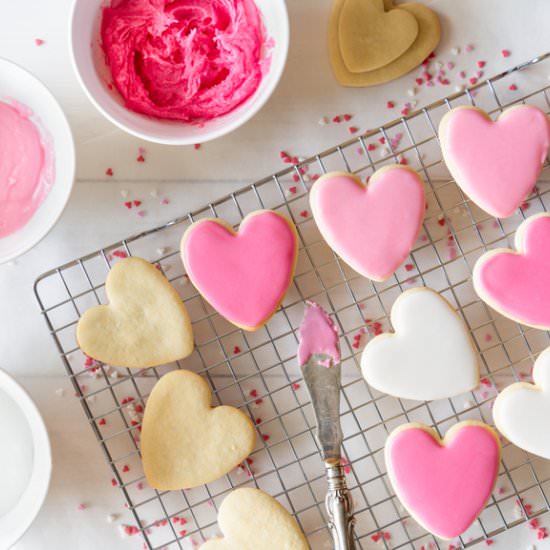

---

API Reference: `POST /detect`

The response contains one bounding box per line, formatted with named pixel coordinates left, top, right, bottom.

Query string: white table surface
left=3, top=0, right=550, bottom=548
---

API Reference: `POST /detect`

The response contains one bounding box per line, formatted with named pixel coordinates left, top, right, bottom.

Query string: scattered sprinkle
left=465, top=44, right=475, bottom=53
left=509, top=84, right=518, bottom=91
left=193, top=143, right=201, bottom=150
left=501, top=49, right=511, bottom=58
left=348, top=126, right=358, bottom=135
left=107, top=514, right=119, bottom=523
left=299, top=210, right=309, bottom=218
left=106, top=168, right=114, bottom=177
left=35, top=38, right=45, bottom=47
left=450, top=47, right=460, bottom=55
left=386, top=101, right=395, bottom=109
left=318, top=116, right=329, bottom=126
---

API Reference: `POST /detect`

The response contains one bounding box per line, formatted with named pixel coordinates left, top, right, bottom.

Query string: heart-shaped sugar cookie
left=330, top=0, right=440, bottom=87
left=200, top=488, right=309, bottom=550
left=493, top=347, right=550, bottom=459
left=473, top=213, right=550, bottom=330
left=361, top=287, right=479, bottom=401
left=440, top=106, right=550, bottom=218
left=386, top=422, right=500, bottom=539
left=76, top=257, right=193, bottom=368
left=310, top=168, right=425, bottom=281
left=338, top=0, right=418, bottom=73
left=141, top=370, right=256, bottom=490
left=181, top=210, right=298, bottom=331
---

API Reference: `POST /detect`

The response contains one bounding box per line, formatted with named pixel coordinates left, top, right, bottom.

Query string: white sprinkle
left=450, top=46, right=460, bottom=55
left=434, top=61, right=443, bottom=70
left=409, top=100, right=418, bottom=108
left=525, top=545, right=536, bottom=550
left=318, top=116, right=329, bottom=126
left=120, top=189, right=129, bottom=198
left=149, top=189, right=159, bottom=198
left=379, top=146, right=391, bottom=158
left=406, top=87, right=417, bottom=97
left=156, top=247, right=169, bottom=255
left=110, top=370, right=121, bottom=379
left=6, top=260, right=16, bottom=267
left=55, top=388, right=65, bottom=397
left=463, top=400, right=475, bottom=409
left=455, top=85, right=465, bottom=93
left=107, top=514, right=119, bottom=523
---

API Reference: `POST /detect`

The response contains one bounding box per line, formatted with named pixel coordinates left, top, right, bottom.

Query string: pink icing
left=386, top=424, right=500, bottom=539
left=182, top=211, right=297, bottom=330
left=101, top=0, right=268, bottom=122
left=310, top=168, right=425, bottom=281
left=0, top=100, right=54, bottom=238
left=474, top=214, right=550, bottom=330
left=297, top=301, right=340, bottom=367
left=440, top=106, right=550, bottom=218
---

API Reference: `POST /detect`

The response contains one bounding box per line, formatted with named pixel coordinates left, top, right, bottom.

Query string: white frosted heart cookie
left=493, top=347, right=550, bottom=459
left=200, top=488, right=309, bottom=550
left=361, top=287, right=479, bottom=401
left=76, top=257, right=193, bottom=368
left=141, top=370, right=256, bottom=490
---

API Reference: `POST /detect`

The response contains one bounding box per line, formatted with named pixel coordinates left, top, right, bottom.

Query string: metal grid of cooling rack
left=35, top=53, right=550, bottom=550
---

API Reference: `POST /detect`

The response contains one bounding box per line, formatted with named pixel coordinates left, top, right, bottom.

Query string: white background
left=2, top=0, right=550, bottom=548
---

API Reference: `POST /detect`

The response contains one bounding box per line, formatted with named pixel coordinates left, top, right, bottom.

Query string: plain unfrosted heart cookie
left=386, top=422, right=501, bottom=540
left=338, top=0, right=418, bottom=73
left=309, top=167, right=425, bottom=281
left=329, top=0, right=440, bottom=87
left=493, top=347, right=550, bottom=459
left=440, top=105, right=550, bottom=218
left=141, top=370, right=255, bottom=490
left=473, top=213, right=550, bottom=330
left=200, top=488, right=309, bottom=550
left=76, top=257, right=193, bottom=368
left=181, top=210, right=298, bottom=331
left=361, top=287, right=479, bottom=401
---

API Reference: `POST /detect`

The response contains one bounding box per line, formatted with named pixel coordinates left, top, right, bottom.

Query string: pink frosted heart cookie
left=309, top=167, right=425, bottom=281
left=181, top=210, right=298, bottom=331
left=386, top=421, right=501, bottom=539
left=473, top=213, right=550, bottom=330
left=440, top=105, right=550, bottom=218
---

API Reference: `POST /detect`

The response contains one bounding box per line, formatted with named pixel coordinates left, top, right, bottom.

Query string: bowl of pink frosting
left=0, top=59, right=75, bottom=264
left=70, top=0, right=289, bottom=145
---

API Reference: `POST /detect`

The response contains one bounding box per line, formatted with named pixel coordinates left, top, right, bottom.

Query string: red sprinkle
left=111, top=478, right=117, bottom=487
left=343, top=114, right=352, bottom=121
left=469, top=77, right=478, bottom=85
left=249, top=389, right=258, bottom=398
left=348, top=126, right=358, bottom=135
left=332, top=115, right=342, bottom=123
left=124, top=201, right=132, bottom=209
left=367, top=143, right=376, bottom=152
left=98, top=418, right=106, bottom=426
left=233, top=346, right=241, bottom=354
left=299, top=210, right=309, bottom=218
left=404, top=263, right=414, bottom=272
left=538, top=527, right=548, bottom=539
left=262, top=434, right=270, bottom=442
left=35, top=38, right=45, bottom=46
left=415, top=77, right=424, bottom=86
left=292, top=383, right=300, bottom=390
left=477, top=60, right=486, bottom=68
left=292, top=174, right=300, bottom=183
left=122, top=464, right=130, bottom=473
left=112, top=250, right=128, bottom=258
left=136, top=155, right=145, bottom=163
left=105, top=168, right=114, bottom=177
left=288, top=186, right=297, bottom=194
left=193, top=143, right=201, bottom=150
left=485, top=540, right=493, bottom=546
left=501, top=49, right=511, bottom=58
left=133, top=200, right=142, bottom=207
left=179, top=530, right=187, bottom=537
left=386, top=101, right=395, bottom=109
left=529, top=518, right=540, bottom=529
left=509, top=84, right=518, bottom=91
left=255, top=418, right=262, bottom=425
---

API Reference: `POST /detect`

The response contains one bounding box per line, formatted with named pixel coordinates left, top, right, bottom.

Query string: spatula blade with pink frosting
left=309, top=167, right=425, bottom=282
left=440, top=105, right=550, bottom=218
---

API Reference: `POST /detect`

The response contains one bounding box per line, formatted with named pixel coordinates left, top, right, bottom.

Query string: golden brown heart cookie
left=76, top=257, right=193, bottom=368
left=338, top=0, right=419, bottom=73
left=141, top=370, right=256, bottom=490
left=330, top=0, right=441, bottom=87
left=200, top=488, right=309, bottom=550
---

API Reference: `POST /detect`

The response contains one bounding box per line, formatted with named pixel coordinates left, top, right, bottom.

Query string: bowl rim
left=0, top=57, right=76, bottom=264
left=69, top=0, right=290, bottom=146
left=0, top=368, right=52, bottom=549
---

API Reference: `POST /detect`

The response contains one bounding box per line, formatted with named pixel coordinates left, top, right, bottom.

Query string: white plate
left=0, top=369, right=51, bottom=549
left=70, top=0, right=289, bottom=145
left=0, top=58, right=75, bottom=264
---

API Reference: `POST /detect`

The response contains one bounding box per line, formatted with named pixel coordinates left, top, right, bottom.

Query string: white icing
left=361, top=287, right=479, bottom=401
left=493, top=347, right=550, bottom=459
left=0, top=389, right=34, bottom=516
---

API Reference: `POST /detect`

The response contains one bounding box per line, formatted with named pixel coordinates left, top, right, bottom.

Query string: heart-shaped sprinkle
left=199, top=488, right=308, bottom=549
left=440, top=105, right=550, bottom=218
left=76, top=257, right=193, bottom=368
left=141, top=370, right=256, bottom=490
left=386, top=422, right=500, bottom=539
left=309, top=167, right=425, bottom=281
left=361, top=287, right=479, bottom=401
left=474, top=213, right=550, bottom=330
left=181, top=210, right=298, bottom=331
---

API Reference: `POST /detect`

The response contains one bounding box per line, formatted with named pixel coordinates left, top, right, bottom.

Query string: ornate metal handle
left=325, top=461, right=356, bottom=550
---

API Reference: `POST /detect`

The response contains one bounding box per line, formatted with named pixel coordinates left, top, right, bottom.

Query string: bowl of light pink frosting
left=0, top=59, right=75, bottom=264
left=70, top=0, right=289, bottom=145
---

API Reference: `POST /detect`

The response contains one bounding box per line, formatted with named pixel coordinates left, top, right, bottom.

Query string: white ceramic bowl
left=0, top=59, right=75, bottom=264
left=70, top=0, right=289, bottom=145
left=0, top=369, right=51, bottom=549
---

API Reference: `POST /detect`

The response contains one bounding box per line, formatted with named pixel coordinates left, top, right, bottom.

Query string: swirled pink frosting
left=0, top=100, right=54, bottom=238
left=101, top=0, right=268, bottom=122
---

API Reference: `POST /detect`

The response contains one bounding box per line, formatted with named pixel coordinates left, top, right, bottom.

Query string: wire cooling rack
left=35, top=53, right=550, bottom=550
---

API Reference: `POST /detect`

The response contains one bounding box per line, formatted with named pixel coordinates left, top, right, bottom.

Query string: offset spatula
left=298, top=302, right=356, bottom=550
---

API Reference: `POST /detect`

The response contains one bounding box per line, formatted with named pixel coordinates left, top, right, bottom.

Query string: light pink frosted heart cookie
left=309, top=167, right=425, bottom=281
left=181, top=210, right=298, bottom=331
left=473, top=213, right=550, bottom=330
left=386, top=421, right=501, bottom=539
left=440, top=105, right=550, bottom=218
